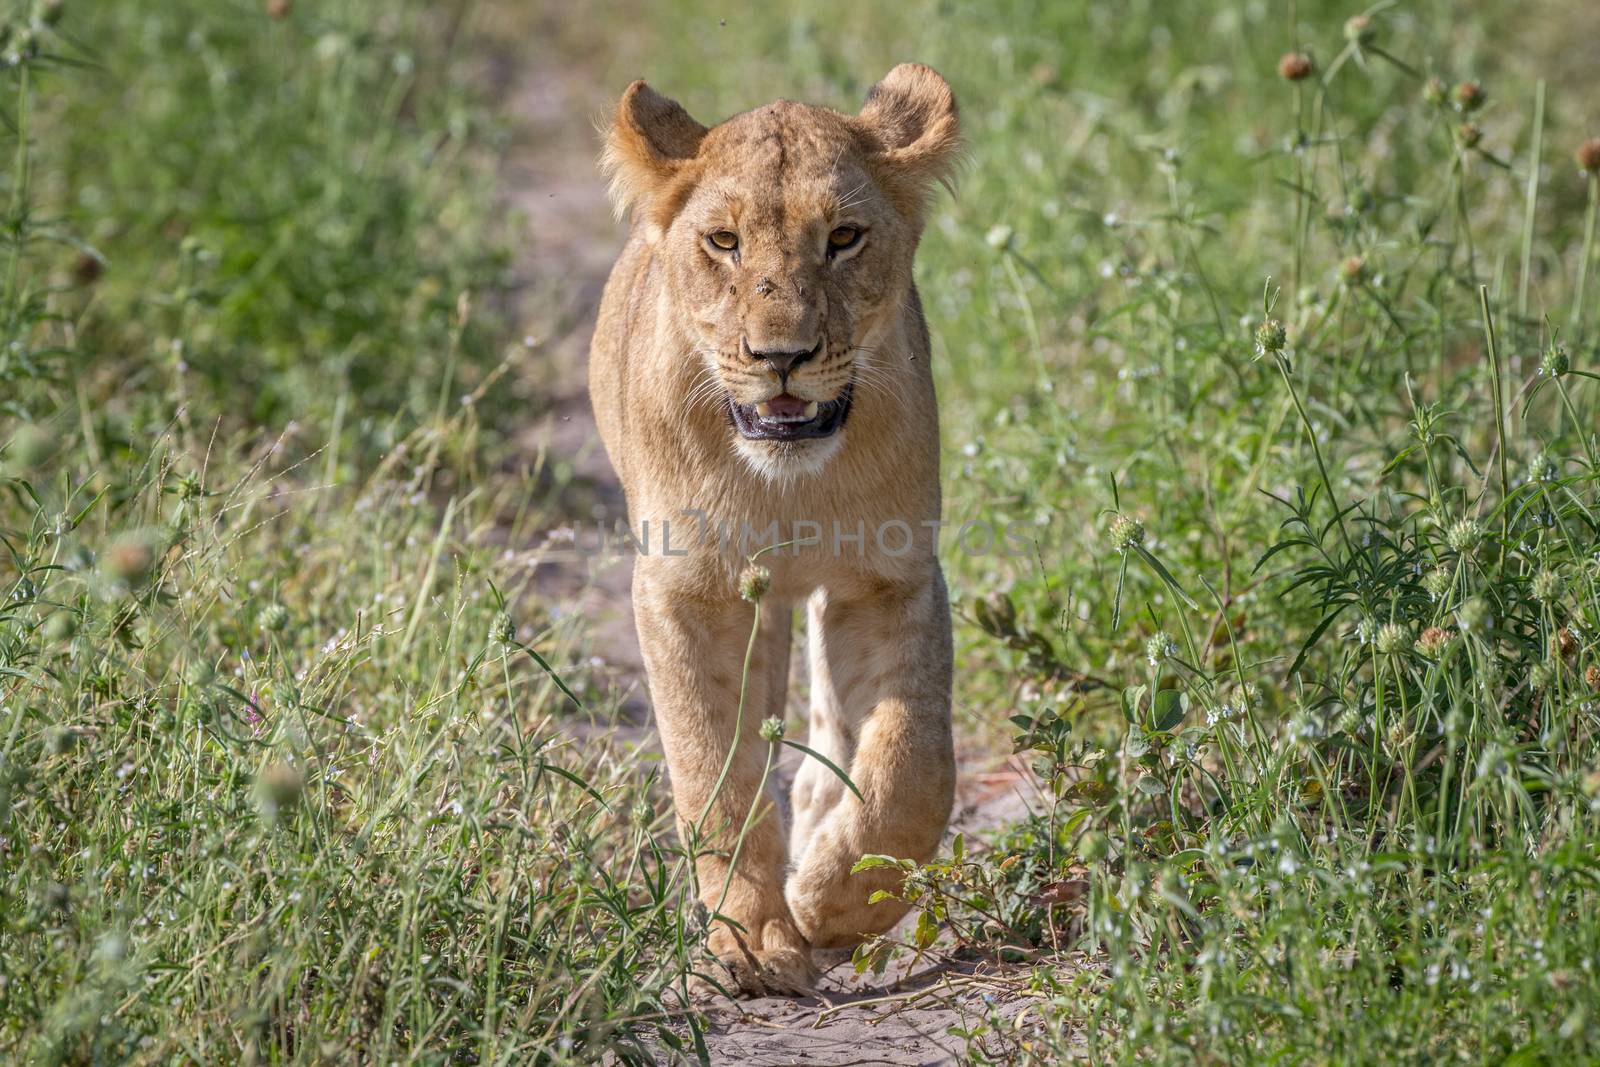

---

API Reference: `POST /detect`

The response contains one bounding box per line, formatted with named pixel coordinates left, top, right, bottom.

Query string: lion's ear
left=856, top=63, right=962, bottom=221
left=600, top=80, right=707, bottom=232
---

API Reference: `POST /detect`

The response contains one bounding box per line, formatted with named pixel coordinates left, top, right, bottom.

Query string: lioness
left=588, top=64, right=959, bottom=995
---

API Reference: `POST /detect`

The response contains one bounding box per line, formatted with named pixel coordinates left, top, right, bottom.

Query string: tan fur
left=588, top=64, right=959, bottom=996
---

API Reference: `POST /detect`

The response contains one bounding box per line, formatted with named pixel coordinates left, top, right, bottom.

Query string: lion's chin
left=732, top=431, right=847, bottom=483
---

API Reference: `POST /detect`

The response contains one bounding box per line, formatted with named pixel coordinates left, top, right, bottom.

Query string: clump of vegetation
left=829, top=3, right=1600, bottom=1061
left=1, top=2, right=699, bottom=1063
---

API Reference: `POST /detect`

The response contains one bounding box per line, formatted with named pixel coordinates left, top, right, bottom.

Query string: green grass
left=4, top=2, right=697, bottom=1062
left=5, top=0, right=1600, bottom=1063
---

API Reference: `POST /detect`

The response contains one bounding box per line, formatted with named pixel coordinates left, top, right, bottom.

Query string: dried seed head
left=1416, top=626, right=1450, bottom=658
left=738, top=565, right=771, bottom=603
left=1383, top=719, right=1410, bottom=758
left=1423, top=566, right=1454, bottom=599
left=1278, top=53, right=1314, bottom=81
left=258, top=603, right=290, bottom=633
left=1452, top=80, right=1485, bottom=113
left=1455, top=123, right=1482, bottom=150
left=759, top=717, right=786, bottom=743
left=72, top=251, right=103, bottom=286
left=266, top=0, right=291, bottom=17
left=104, top=529, right=161, bottom=585
left=1541, top=343, right=1570, bottom=377
left=1146, top=631, right=1179, bottom=667
left=1576, top=138, right=1600, bottom=175
left=1255, top=318, right=1287, bottom=357
left=1556, top=628, right=1578, bottom=660
left=630, top=797, right=654, bottom=826
left=1335, top=707, right=1363, bottom=736
left=1587, top=663, right=1600, bottom=691
left=1531, top=568, right=1563, bottom=603
left=1445, top=517, right=1484, bottom=554
left=1455, top=597, right=1492, bottom=637
left=1375, top=622, right=1411, bottom=656
left=1344, top=14, right=1374, bottom=44
left=1422, top=76, right=1448, bottom=108
left=1339, top=255, right=1366, bottom=285
left=1108, top=513, right=1146, bottom=554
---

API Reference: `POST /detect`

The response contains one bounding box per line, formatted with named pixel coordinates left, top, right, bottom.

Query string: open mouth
left=727, top=386, right=853, bottom=442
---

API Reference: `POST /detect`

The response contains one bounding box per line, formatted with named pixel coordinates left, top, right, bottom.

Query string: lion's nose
left=742, top=337, right=822, bottom=375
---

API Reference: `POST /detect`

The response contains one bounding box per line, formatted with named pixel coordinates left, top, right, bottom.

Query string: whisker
left=836, top=180, right=871, bottom=212
left=676, top=356, right=731, bottom=437
left=847, top=345, right=913, bottom=410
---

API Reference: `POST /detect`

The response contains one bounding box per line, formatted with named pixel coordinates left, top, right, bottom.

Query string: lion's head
left=601, top=64, right=960, bottom=478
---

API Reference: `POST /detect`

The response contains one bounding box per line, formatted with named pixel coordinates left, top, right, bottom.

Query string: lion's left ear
left=856, top=63, right=962, bottom=222
left=600, top=80, right=708, bottom=234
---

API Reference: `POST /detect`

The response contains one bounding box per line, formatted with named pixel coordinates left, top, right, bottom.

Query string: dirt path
left=493, top=27, right=646, bottom=715
left=680, top=780, right=1036, bottom=1067
left=488, top=14, right=1033, bottom=1062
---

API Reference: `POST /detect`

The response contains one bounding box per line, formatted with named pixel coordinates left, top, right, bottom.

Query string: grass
left=4, top=2, right=698, bottom=1062
left=5, top=0, right=1600, bottom=1063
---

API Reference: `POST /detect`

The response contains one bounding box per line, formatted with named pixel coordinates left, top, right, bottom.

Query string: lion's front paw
left=690, top=919, right=818, bottom=999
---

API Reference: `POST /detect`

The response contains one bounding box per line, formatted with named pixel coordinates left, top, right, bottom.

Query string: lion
left=587, top=64, right=960, bottom=996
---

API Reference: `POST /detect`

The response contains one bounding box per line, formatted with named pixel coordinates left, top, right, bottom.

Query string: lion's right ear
left=600, top=81, right=707, bottom=233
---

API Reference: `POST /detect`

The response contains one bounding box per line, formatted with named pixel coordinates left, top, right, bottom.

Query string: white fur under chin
left=735, top=433, right=845, bottom=486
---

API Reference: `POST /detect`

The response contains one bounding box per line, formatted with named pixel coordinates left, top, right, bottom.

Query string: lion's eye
left=707, top=230, right=739, bottom=252
left=827, top=226, right=861, bottom=252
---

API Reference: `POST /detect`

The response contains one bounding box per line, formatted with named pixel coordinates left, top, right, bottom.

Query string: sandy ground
left=666, top=773, right=1040, bottom=1067
left=489, top=13, right=1044, bottom=1062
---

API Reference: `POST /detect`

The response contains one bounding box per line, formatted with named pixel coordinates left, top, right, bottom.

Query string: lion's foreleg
left=785, top=569, right=955, bottom=949
left=633, top=568, right=814, bottom=994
